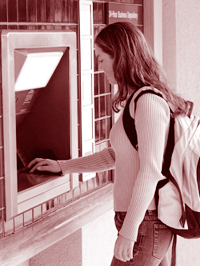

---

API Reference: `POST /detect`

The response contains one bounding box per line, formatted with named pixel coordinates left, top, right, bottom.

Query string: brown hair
left=95, top=22, right=189, bottom=116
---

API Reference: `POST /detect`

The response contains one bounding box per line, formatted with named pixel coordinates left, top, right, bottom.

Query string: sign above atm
left=106, top=3, right=143, bottom=25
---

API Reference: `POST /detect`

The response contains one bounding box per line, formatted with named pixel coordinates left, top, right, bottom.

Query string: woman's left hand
left=114, top=234, right=134, bottom=262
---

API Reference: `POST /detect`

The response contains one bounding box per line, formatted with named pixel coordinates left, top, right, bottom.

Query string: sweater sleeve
left=57, top=147, right=115, bottom=174
left=119, top=93, right=170, bottom=241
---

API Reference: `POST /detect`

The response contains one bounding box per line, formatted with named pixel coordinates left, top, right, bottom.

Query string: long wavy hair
left=94, top=22, right=189, bottom=116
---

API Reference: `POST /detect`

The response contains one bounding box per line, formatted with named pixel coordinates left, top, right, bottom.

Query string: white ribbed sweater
left=58, top=90, right=170, bottom=241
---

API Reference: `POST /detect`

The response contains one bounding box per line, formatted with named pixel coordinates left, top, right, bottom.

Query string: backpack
left=123, top=87, right=200, bottom=264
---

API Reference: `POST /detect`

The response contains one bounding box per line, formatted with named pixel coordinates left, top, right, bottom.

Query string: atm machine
left=1, top=31, right=78, bottom=219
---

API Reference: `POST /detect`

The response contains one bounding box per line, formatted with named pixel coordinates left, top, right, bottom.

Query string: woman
left=28, top=22, right=189, bottom=265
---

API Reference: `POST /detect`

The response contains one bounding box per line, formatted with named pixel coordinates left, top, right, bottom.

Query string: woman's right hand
left=27, top=158, right=62, bottom=173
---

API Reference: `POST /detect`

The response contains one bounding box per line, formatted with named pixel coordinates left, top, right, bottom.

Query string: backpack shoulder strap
left=134, top=89, right=163, bottom=110
left=122, top=92, right=137, bottom=150
left=122, top=89, right=163, bottom=150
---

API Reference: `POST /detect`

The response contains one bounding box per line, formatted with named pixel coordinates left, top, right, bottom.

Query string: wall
left=163, top=0, right=200, bottom=115
left=176, top=0, right=200, bottom=115
left=163, top=1, right=200, bottom=265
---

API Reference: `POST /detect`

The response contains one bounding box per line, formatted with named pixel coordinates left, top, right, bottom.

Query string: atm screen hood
left=14, top=47, right=66, bottom=91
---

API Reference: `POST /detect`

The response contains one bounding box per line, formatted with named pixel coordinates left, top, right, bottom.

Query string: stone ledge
left=0, top=183, right=114, bottom=266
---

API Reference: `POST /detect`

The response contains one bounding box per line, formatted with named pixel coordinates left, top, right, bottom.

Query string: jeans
left=110, top=210, right=173, bottom=266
